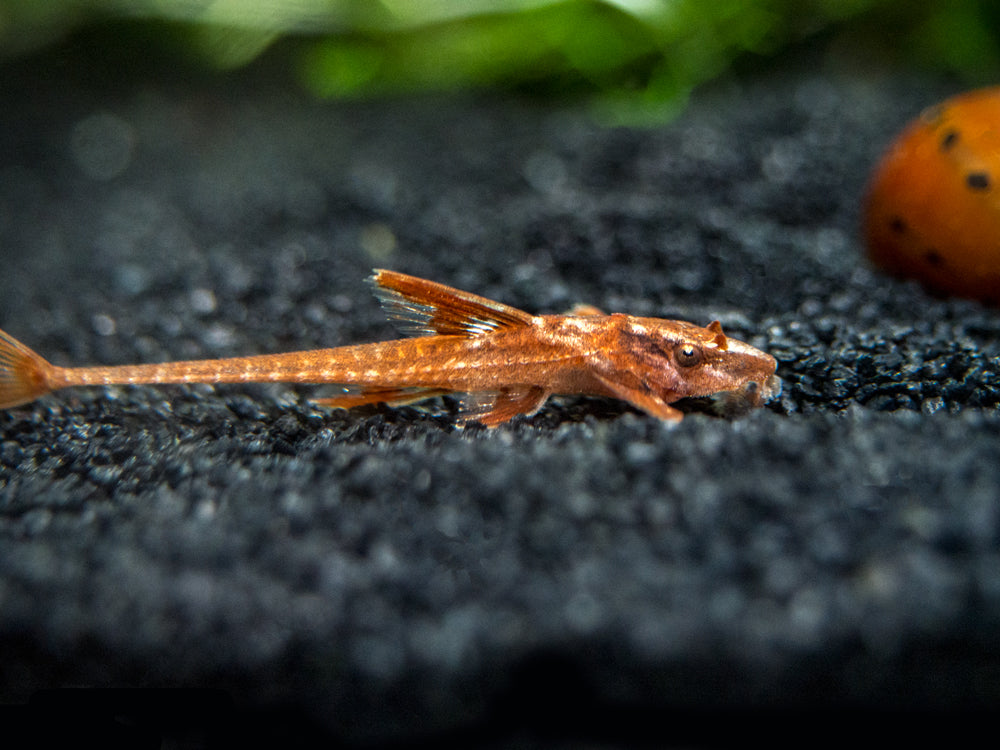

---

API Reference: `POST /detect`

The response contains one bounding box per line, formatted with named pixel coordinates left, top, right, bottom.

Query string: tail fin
left=0, top=328, right=54, bottom=408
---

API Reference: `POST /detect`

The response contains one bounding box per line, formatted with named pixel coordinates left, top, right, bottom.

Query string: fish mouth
left=683, top=374, right=783, bottom=418
left=751, top=373, right=783, bottom=404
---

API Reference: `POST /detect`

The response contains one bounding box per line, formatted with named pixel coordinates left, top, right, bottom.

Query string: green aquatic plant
left=2, top=1, right=999, bottom=122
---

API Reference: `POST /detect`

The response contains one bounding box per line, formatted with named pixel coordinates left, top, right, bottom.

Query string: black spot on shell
left=889, top=216, right=907, bottom=234
left=966, top=171, right=991, bottom=191
left=940, top=129, right=958, bottom=150
left=924, top=250, right=944, bottom=267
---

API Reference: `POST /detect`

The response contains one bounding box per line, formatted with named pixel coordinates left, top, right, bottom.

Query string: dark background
left=1, top=18, right=999, bottom=749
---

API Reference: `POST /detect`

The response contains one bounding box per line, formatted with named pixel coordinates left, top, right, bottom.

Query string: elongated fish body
left=0, top=270, right=780, bottom=426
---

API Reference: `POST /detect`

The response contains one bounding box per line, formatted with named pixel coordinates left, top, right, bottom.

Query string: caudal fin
left=0, top=328, right=54, bottom=408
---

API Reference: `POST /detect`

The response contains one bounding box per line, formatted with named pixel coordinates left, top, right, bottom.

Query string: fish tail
left=0, top=328, right=56, bottom=408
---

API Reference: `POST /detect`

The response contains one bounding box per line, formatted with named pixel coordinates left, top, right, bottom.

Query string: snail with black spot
left=863, top=86, right=1000, bottom=306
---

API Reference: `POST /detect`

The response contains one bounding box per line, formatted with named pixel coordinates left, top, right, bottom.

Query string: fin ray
left=314, top=386, right=451, bottom=410
left=0, top=328, right=54, bottom=408
left=458, top=386, right=549, bottom=427
left=369, top=269, right=533, bottom=338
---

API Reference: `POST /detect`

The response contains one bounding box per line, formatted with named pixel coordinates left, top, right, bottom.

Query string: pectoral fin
left=593, top=374, right=684, bottom=422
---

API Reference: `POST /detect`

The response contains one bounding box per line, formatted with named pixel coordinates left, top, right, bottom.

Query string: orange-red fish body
left=0, top=270, right=780, bottom=426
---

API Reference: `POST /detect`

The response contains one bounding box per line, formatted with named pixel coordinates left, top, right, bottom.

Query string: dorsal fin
left=369, top=269, right=534, bottom=337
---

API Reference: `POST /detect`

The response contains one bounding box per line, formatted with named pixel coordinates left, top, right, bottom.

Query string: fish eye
left=673, top=342, right=703, bottom=367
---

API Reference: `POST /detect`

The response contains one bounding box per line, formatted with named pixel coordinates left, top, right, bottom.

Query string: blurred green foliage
left=2, top=0, right=999, bottom=120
